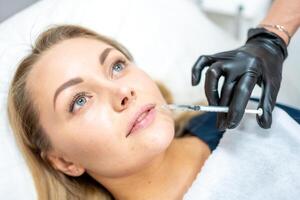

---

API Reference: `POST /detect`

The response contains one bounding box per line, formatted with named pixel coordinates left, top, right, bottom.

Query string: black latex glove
left=191, top=27, right=288, bottom=130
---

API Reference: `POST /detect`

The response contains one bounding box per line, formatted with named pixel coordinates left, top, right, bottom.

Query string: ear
left=44, top=151, right=85, bottom=177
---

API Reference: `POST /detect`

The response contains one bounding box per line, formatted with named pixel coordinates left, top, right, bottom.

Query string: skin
left=26, top=38, right=210, bottom=199
left=260, top=0, right=300, bottom=45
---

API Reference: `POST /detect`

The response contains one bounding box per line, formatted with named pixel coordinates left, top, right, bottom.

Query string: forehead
left=26, top=37, right=112, bottom=109
left=28, top=37, right=112, bottom=81
left=35, top=37, right=111, bottom=68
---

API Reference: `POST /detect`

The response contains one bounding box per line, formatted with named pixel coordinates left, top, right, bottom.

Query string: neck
left=92, top=137, right=210, bottom=200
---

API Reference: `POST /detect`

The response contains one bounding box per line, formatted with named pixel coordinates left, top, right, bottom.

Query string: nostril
left=121, top=97, right=128, bottom=106
left=130, top=91, right=135, bottom=96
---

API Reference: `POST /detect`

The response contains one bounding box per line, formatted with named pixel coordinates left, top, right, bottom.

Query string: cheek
left=53, top=109, right=119, bottom=165
left=129, top=69, right=166, bottom=102
left=75, top=109, right=174, bottom=178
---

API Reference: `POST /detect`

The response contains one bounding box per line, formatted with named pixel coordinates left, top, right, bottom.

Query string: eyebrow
left=53, top=47, right=114, bottom=110
left=53, top=77, right=83, bottom=109
left=100, top=47, right=113, bottom=65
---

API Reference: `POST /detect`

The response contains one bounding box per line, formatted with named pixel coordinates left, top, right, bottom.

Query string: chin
left=102, top=118, right=175, bottom=178
left=142, top=113, right=175, bottom=155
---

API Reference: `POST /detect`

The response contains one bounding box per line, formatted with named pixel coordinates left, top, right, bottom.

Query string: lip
left=126, top=103, right=156, bottom=137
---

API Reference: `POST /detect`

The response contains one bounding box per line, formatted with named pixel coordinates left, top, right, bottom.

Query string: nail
left=228, top=121, right=236, bottom=129
left=192, top=73, right=198, bottom=85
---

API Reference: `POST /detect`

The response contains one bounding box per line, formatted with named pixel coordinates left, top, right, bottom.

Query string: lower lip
left=129, top=108, right=156, bottom=136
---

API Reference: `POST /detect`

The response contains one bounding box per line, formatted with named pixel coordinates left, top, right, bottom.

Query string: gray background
left=0, top=0, right=39, bottom=22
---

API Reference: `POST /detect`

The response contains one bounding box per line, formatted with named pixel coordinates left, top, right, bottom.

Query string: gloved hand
left=191, top=27, right=288, bottom=130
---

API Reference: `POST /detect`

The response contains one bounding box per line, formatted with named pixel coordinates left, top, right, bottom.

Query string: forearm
left=259, top=0, right=300, bottom=45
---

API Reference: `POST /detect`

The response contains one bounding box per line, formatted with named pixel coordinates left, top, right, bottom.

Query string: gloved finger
left=191, top=55, right=215, bottom=86
left=226, top=73, right=257, bottom=129
left=256, top=81, right=280, bottom=129
left=210, top=50, right=237, bottom=60
left=217, top=80, right=236, bottom=130
left=205, top=62, right=223, bottom=106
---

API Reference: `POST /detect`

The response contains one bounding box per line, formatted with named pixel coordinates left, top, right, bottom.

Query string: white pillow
left=0, top=0, right=239, bottom=199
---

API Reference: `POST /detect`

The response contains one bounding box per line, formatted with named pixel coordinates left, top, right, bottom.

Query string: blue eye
left=76, top=96, right=87, bottom=106
left=111, top=60, right=126, bottom=76
left=69, top=92, right=92, bottom=113
left=113, top=63, right=124, bottom=72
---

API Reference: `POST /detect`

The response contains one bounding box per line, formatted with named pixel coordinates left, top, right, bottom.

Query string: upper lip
left=126, top=103, right=156, bottom=137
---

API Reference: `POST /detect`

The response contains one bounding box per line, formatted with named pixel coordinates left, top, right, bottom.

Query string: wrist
left=258, top=24, right=291, bottom=45
left=246, top=27, right=288, bottom=60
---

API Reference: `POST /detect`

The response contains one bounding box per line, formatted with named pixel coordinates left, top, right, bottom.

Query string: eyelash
left=68, top=58, right=128, bottom=113
left=68, top=91, right=92, bottom=113
left=109, top=58, right=127, bottom=78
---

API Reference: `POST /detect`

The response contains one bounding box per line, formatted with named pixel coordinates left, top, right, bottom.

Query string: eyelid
left=68, top=92, right=92, bottom=113
left=108, top=57, right=128, bottom=78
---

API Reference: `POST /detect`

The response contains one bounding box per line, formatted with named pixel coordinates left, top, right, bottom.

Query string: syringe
left=161, top=104, right=263, bottom=116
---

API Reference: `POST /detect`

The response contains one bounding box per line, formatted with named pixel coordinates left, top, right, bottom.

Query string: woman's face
left=26, top=37, right=174, bottom=178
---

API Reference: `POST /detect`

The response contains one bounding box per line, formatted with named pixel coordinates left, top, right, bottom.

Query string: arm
left=191, top=1, right=299, bottom=130
left=260, top=0, right=300, bottom=45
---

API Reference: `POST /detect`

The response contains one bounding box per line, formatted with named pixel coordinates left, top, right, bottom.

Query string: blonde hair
left=7, top=24, right=134, bottom=200
left=7, top=24, right=203, bottom=200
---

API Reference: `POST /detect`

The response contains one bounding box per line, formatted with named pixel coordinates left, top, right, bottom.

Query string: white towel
left=184, top=101, right=300, bottom=200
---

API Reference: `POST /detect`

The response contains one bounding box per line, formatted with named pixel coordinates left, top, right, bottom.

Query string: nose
left=112, top=85, right=137, bottom=111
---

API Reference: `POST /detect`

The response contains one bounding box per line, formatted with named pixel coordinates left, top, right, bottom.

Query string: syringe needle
left=161, top=104, right=263, bottom=117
